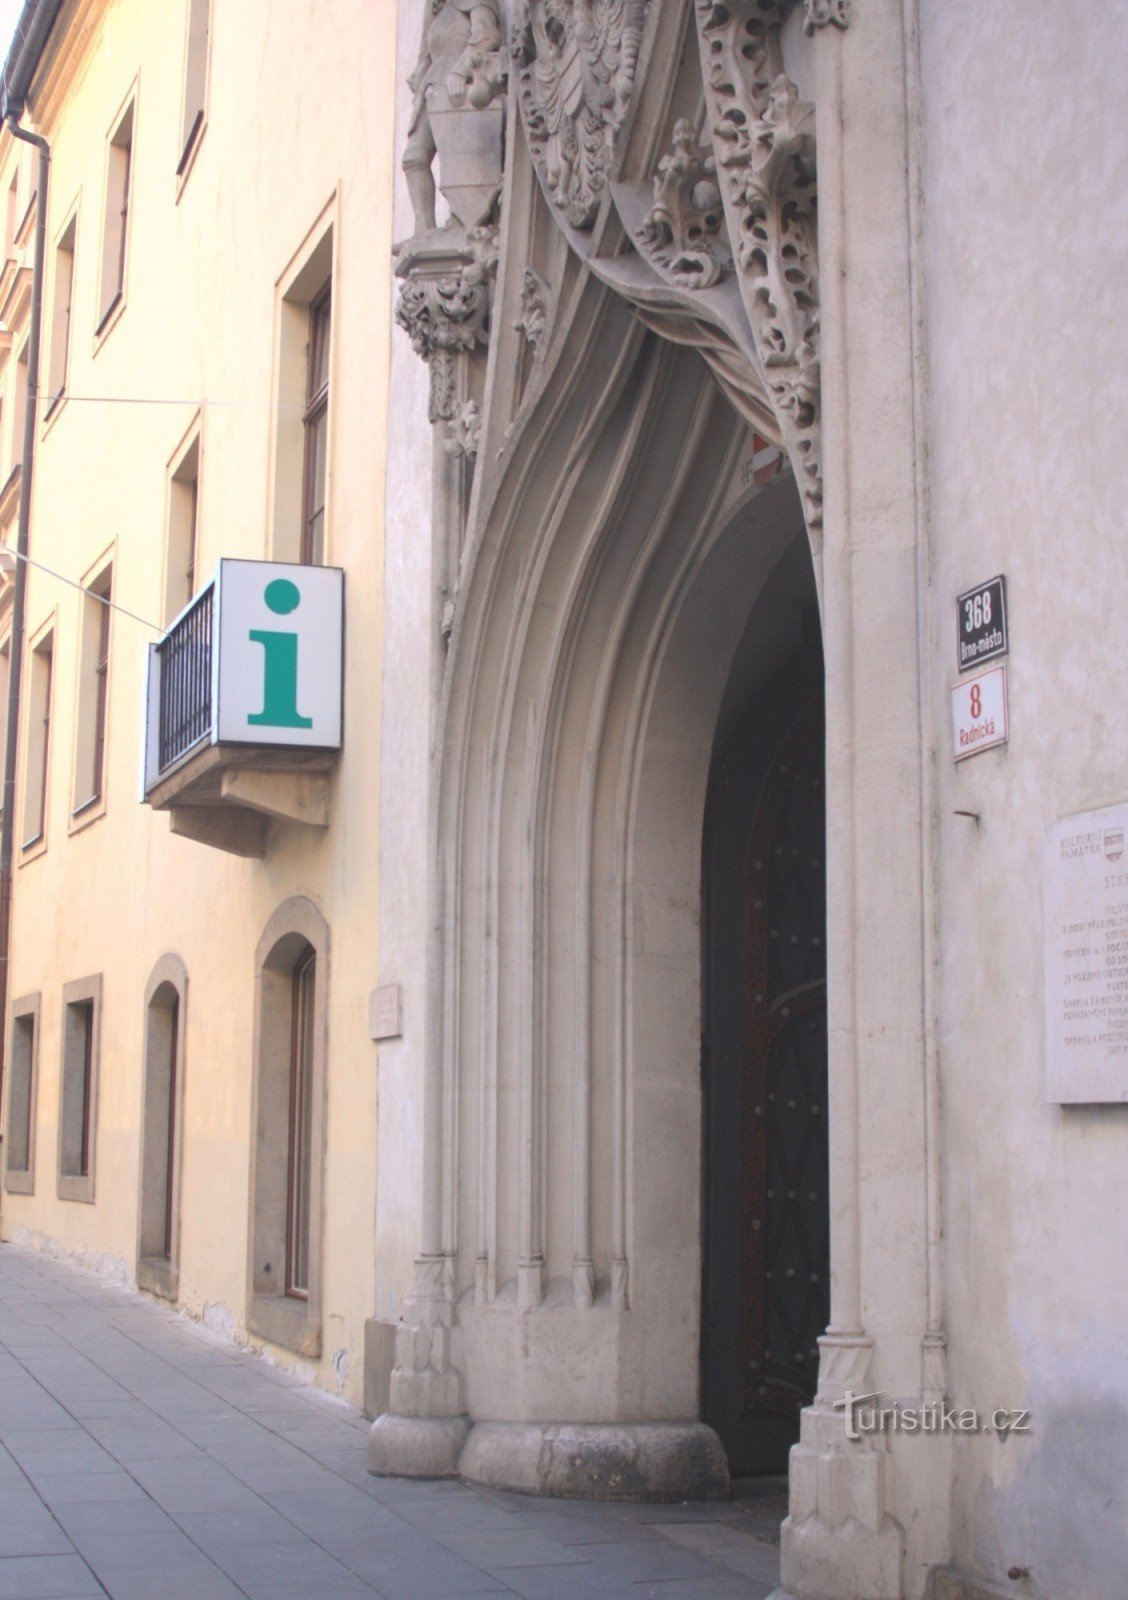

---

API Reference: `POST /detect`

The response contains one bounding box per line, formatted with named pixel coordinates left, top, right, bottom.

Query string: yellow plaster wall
left=0, top=0, right=395, bottom=1406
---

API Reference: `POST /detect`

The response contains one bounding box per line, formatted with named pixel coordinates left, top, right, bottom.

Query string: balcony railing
left=156, top=580, right=214, bottom=771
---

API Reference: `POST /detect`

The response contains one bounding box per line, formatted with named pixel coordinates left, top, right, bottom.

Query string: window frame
left=58, top=974, right=102, bottom=1204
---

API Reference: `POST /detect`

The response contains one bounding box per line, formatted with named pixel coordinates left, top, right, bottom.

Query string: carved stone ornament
left=395, top=226, right=499, bottom=422
left=693, top=1, right=824, bottom=526
left=514, top=266, right=551, bottom=346
left=804, top=0, right=849, bottom=32
left=635, top=118, right=732, bottom=289
left=510, top=0, right=650, bottom=229
left=443, top=398, right=483, bottom=459
left=403, top=0, right=508, bottom=234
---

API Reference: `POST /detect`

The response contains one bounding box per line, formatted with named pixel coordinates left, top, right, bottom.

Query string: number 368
left=964, top=591, right=992, bottom=631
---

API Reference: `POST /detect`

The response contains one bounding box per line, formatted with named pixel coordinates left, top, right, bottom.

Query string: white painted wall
left=922, top=3, right=1128, bottom=1593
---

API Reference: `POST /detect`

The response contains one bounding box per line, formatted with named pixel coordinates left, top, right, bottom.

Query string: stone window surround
left=136, top=954, right=188, bottom=1302
left=246, top=895, right=329, bottom=1358
left=4, top=991, right=41, bottom=1195
left=57, top=973, right=102, bottom=1204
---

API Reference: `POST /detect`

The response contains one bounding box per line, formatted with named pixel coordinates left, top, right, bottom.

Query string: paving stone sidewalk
left=0, top=1243, right=783, bottom=1600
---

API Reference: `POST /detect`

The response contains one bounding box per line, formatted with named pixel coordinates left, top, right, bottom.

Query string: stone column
left=368, top=0, right=504, bottom=1480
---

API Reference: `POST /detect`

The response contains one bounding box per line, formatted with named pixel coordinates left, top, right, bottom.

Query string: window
left=73, top=566, right=111, bottom=813
left=22, top=627, right=52, bottom=848
left=286, top=948, right=315, bottom=1295
left=271, top=218, right=333, bottom=565
left=301, top=289, right=330, bottom=565
left=4, top=171, right=18, bottom=261
left=11, top=341, right=28, bottom=475
left=137, top=955, right=187, bottom=1300
left=47, top=214, right=76, bottom=410
left=97, top=99, right=134, bottom=331
left=178, top=0, right=210, bottom=177
left=58, top=975, right=101, bottom=1203
left=248, top=897, right=328, bottom=1355
left=4, top=994, right=40, bottom=1194
left=0, top=633, right=9, bottom=817
left=164, top=429, right=199, bottom=622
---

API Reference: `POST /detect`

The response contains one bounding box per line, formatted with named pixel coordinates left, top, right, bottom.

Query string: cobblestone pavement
left=0, top=1244, right=783, bottom=1599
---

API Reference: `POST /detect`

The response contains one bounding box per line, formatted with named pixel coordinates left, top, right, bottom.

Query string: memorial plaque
left=1044, top=803, right=1128, bottom=1103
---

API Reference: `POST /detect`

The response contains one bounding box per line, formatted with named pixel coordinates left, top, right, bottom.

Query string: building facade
left=0, top=0, right=396, bottom=1408
left=1, top=3, right=1126, bottom=1599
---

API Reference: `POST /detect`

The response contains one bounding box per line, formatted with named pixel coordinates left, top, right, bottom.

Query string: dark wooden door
left=703, top=678, right=828, bottom=1474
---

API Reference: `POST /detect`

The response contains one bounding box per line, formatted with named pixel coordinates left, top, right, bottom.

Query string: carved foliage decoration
left=636, top=118, right=732, bottom=289
left=693, top=1, right=823, bottom=525
left=510, top=0, right=650, bottom=229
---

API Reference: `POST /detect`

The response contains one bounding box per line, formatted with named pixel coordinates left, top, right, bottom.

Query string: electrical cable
left=0, top=543, right=161, bottom=630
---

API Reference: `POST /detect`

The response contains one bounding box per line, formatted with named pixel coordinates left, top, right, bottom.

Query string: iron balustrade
left=156, top=582, right=214, bottom=772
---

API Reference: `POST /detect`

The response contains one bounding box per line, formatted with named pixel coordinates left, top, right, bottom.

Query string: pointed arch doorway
left=702, top=545, right=830, bottom=1477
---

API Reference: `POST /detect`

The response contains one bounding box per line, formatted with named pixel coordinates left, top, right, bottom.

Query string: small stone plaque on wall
left=1045, top=803, right=1128, bottom=1103
left=369, top=984, right=403, bottom=1042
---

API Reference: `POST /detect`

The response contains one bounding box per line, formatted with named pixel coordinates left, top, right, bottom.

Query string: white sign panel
left=1045, top=804, right=1128, bottom=1103
left=215, top=560, right=343, bottom=748
left=951, top=665, right=1007, bottom=761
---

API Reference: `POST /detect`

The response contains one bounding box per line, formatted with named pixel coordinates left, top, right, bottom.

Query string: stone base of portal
left=367, top=1416, right=729, bottom=1500
left=366, top=1413, right=470, bottom=1479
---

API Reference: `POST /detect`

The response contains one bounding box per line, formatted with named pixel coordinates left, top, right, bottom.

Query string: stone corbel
left=395, top=225, right=498, bottom=425
left=395, top=224, right=498, bottom=636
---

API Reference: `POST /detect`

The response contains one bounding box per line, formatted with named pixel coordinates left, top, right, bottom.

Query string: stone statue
left=404, top=0, right=506, bottom=235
